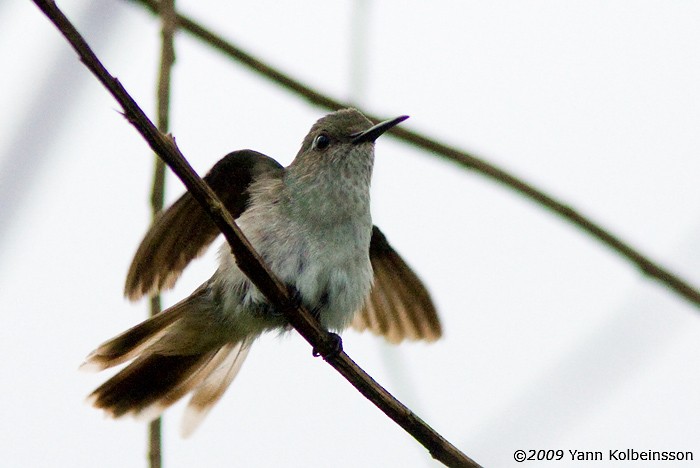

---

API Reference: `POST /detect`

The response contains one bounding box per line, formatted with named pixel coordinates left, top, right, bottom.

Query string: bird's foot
left=312, top=332, right=343, bottom=359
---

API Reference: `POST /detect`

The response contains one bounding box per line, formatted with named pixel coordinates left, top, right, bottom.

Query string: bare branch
left=126, top=0, right=700, bottom=312
left=30, top=1, right=479, bottom=466
left=148, top=0, right=176, bottom=466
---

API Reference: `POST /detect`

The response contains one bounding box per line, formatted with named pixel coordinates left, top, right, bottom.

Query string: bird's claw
left=312, top=332, right=343, bottom=359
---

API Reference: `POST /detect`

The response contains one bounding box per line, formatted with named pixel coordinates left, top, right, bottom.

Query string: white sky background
left=2, top=1, right=700, bottom=467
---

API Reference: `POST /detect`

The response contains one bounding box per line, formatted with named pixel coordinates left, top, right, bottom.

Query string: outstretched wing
left=352, top=226, right=442, bottom=343
left=124, top=150, right=283, bottom=300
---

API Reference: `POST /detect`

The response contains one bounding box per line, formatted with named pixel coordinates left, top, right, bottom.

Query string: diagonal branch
left=127, top=0, right=700, bottom=312
left=30, top=1, right=479, bottom=466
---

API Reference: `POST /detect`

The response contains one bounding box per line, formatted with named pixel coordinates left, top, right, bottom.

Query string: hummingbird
left=82, top=108, right=442, bottom=436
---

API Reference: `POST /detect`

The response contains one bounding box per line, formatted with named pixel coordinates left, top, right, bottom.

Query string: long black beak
left=351, top=115, right=409, bottom=144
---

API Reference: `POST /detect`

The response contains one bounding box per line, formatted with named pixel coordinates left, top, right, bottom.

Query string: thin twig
left=31, top=1, right=479, bottom=466
left=127, top=0, right=700, bottom=312
left=148, top=0, right=176, bottom=467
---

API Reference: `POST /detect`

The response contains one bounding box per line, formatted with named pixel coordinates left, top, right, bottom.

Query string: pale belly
left=212, top=218, right=373, bottom=336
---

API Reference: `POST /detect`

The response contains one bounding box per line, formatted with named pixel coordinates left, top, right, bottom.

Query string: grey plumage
left=83, top=108, right=441, bottom=435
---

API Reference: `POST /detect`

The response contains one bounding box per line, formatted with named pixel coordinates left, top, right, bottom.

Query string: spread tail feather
left=181, top=338, right=252, bottom=437
left=83, top=287, right=252, bottom=433
left=86, top=352, right=217, bottom=418
left=80, top=305, right=187, bottom=372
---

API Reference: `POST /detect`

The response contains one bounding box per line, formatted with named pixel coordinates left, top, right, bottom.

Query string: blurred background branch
left=147, top=0, right=176, bottom=466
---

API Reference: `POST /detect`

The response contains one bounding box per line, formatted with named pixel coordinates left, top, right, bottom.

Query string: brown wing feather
left=371, top=257, right=407, bottom=342
left=352, top=226, right=442, bottom=343
left=124, top=150, right=283, bottom=300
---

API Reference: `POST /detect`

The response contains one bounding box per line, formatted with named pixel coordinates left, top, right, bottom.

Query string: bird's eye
left=313, top=133, right=331, bottom=150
